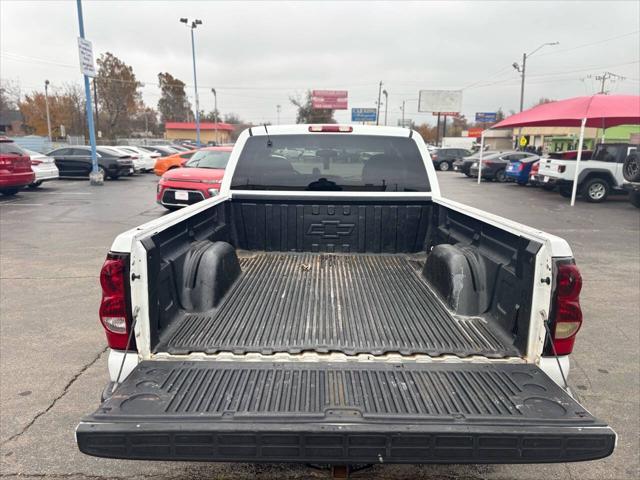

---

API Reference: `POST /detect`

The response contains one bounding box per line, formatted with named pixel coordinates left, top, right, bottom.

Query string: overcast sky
left=1, top=0, right=639, bottom=126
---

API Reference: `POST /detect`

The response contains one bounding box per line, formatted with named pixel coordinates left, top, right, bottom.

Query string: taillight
left=308, top=125, right=353, bottom=132
left=548, top=261, right=583, bottom=355
left=99, top=253, right=135, bottom=350
left=517, top=163, right=524, bottom=171
left=532, top=162, right=539, bottom=173
left=31, top=160, right=42, bottom=165
left=558, top=165, right=566, bottom=173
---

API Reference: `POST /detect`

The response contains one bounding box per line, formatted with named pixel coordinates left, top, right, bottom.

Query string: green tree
left=0, top=79, right=20, bottom=113
left=449, top=114, right=469, bottom=137
left=19, top=83, right=86, bottom=138
left=157, top=72, right=192, bottom=123
left=95, top=52, right=141, bottom=138
left=532, top=97, right=555, bottom=108
left=415, top=123, right=438, bottom=144
left=223, top=112, right=242, bottom=124
left=290, top=91, right=335, bottom=124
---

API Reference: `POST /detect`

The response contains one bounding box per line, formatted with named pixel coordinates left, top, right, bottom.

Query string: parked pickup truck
left=538, top=143, right=637, bottom=202
left=622, top=151, right=640, bottom=207
left=77, top=125, right=615, bottom=467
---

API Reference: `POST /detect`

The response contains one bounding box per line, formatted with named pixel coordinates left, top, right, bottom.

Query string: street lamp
left=512, top=42, right=559, bottom=112
left=382, top=89, right=388, bottom=126
left=180, top=17, right=203, bottom=147
left=211, top=88, right=218, bottom=122
left=44, top=80, right=52, bottom=141
left=211, top=88, right=217, bottom=144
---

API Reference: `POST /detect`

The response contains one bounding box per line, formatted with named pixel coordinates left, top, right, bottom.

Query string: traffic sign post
left=76, top=0, right=102, bottom=185
left=519, top=136, right=528, bottom=148
left=351, top=108, right=377, bottom=123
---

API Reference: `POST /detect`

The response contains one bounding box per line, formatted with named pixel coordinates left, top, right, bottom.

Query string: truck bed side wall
left=142, top=201, right=231, bottom=347
left=427, top=204, right=540, bottom=353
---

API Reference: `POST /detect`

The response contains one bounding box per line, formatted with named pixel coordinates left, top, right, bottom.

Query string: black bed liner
left=156, top=253, right=519, bottom=358
left=77, top=361, right=615, bottom=463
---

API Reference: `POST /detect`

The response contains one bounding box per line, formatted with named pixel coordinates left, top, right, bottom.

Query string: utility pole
left=512, top=41, right=559, bottom=149
left=211, top=87, right=217, bottom=144
left=276, top=104, right=281, bottom=125
left=211, top=88, right=217, bottom=122
left=75, top=0, right=101, bottom=185
left=591, top=72, right=625, bottom=94
left=518, top=52, right=526, bottom=113
left=44, top=80, right=52, bottom=141
left=513, top=42, right=559, bottom=112
left=400, top=100, right=405, bottom=127
left=376, top=81, right=382, bottom=126
left=382, top=89, right=388, bottom=126
left=180, top=18, right=203, bottom=146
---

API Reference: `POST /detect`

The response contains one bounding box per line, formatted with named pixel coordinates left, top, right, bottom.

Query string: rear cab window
left=231, top=134, right=430, bottom=192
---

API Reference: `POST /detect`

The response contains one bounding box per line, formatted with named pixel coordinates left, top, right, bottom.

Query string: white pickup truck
left=76, top=125, right=615, bottom=467
left=538, top=142, right=638, bottom=202
left=622, top=151, right=640, bottom=207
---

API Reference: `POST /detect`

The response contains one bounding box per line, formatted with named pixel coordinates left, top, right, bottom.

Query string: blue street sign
left=475, top=112, right=498, bottom=123
left=351, top=108, right=377, bottom=122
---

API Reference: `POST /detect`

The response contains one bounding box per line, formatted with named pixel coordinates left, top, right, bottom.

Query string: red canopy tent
left=477, top=94, right=640, bottom=205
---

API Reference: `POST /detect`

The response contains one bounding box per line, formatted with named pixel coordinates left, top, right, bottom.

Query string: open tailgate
left=77, top=361, right=615, bottom=464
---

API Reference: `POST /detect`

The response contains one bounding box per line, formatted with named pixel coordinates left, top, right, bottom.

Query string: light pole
left=76, top=0, right=101, bottom=185
left=44, top=80, right=52, bottom=141
left=211, top=87, right=217, bottom=144
left=382, top=89, right=388, bottom=126
left=512, top=41, right=559, bottom=149
left=375, top=81, right=382, bottom=126
left=512, top=42, right=559, bottom=112
left=180, top=17, right=203, bottom=147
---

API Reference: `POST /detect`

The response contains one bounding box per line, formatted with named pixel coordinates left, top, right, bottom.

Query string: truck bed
left=156, top=253, right=519, bottom=358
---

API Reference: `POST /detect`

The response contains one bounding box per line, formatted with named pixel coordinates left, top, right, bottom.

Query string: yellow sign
left=519, top=136, right=528, bottom=147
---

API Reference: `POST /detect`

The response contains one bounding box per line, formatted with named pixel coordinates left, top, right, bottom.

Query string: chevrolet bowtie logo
left=307, top=220, right=355, bottom=239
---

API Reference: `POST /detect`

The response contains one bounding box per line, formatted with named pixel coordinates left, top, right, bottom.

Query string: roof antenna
left=264, top=124, right=272, bottom=147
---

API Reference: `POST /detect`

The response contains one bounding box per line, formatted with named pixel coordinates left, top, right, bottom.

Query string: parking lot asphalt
left=0, top=173, right=638, bottom=480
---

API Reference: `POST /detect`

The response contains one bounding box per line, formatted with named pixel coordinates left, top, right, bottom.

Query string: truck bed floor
left=157, top=253, right=518, bottom=357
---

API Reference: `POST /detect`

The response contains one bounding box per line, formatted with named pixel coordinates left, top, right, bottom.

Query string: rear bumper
left=623, top=182, right=640, bottom=193
left=0, top=172, right=35, bottom=188
left=33, top=165, right=59, bottom=182
left=77, top=421, right=615, bottom=464
left=469, top=167, right=493, bottom=178
left=532, top=174, right=559, bottom=186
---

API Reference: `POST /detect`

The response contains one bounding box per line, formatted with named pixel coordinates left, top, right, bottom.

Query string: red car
left=157, top=146, right=232, bottom=210
left=0, top=137, right=35, bottom=195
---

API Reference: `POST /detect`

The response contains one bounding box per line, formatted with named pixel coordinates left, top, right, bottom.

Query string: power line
left=535, top=30, right=640, bottom=58
left=468, top=60, right=640, bottom=89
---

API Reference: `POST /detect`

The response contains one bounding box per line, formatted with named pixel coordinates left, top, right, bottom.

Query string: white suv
left=538, top=143, right=638, bottom=202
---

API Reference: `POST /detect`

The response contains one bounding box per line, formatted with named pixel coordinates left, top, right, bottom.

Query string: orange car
left=153, top=149, right=199, bottom=176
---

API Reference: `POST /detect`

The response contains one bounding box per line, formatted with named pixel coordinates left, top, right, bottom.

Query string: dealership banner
left=312, top=90, right=348, bottom=110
